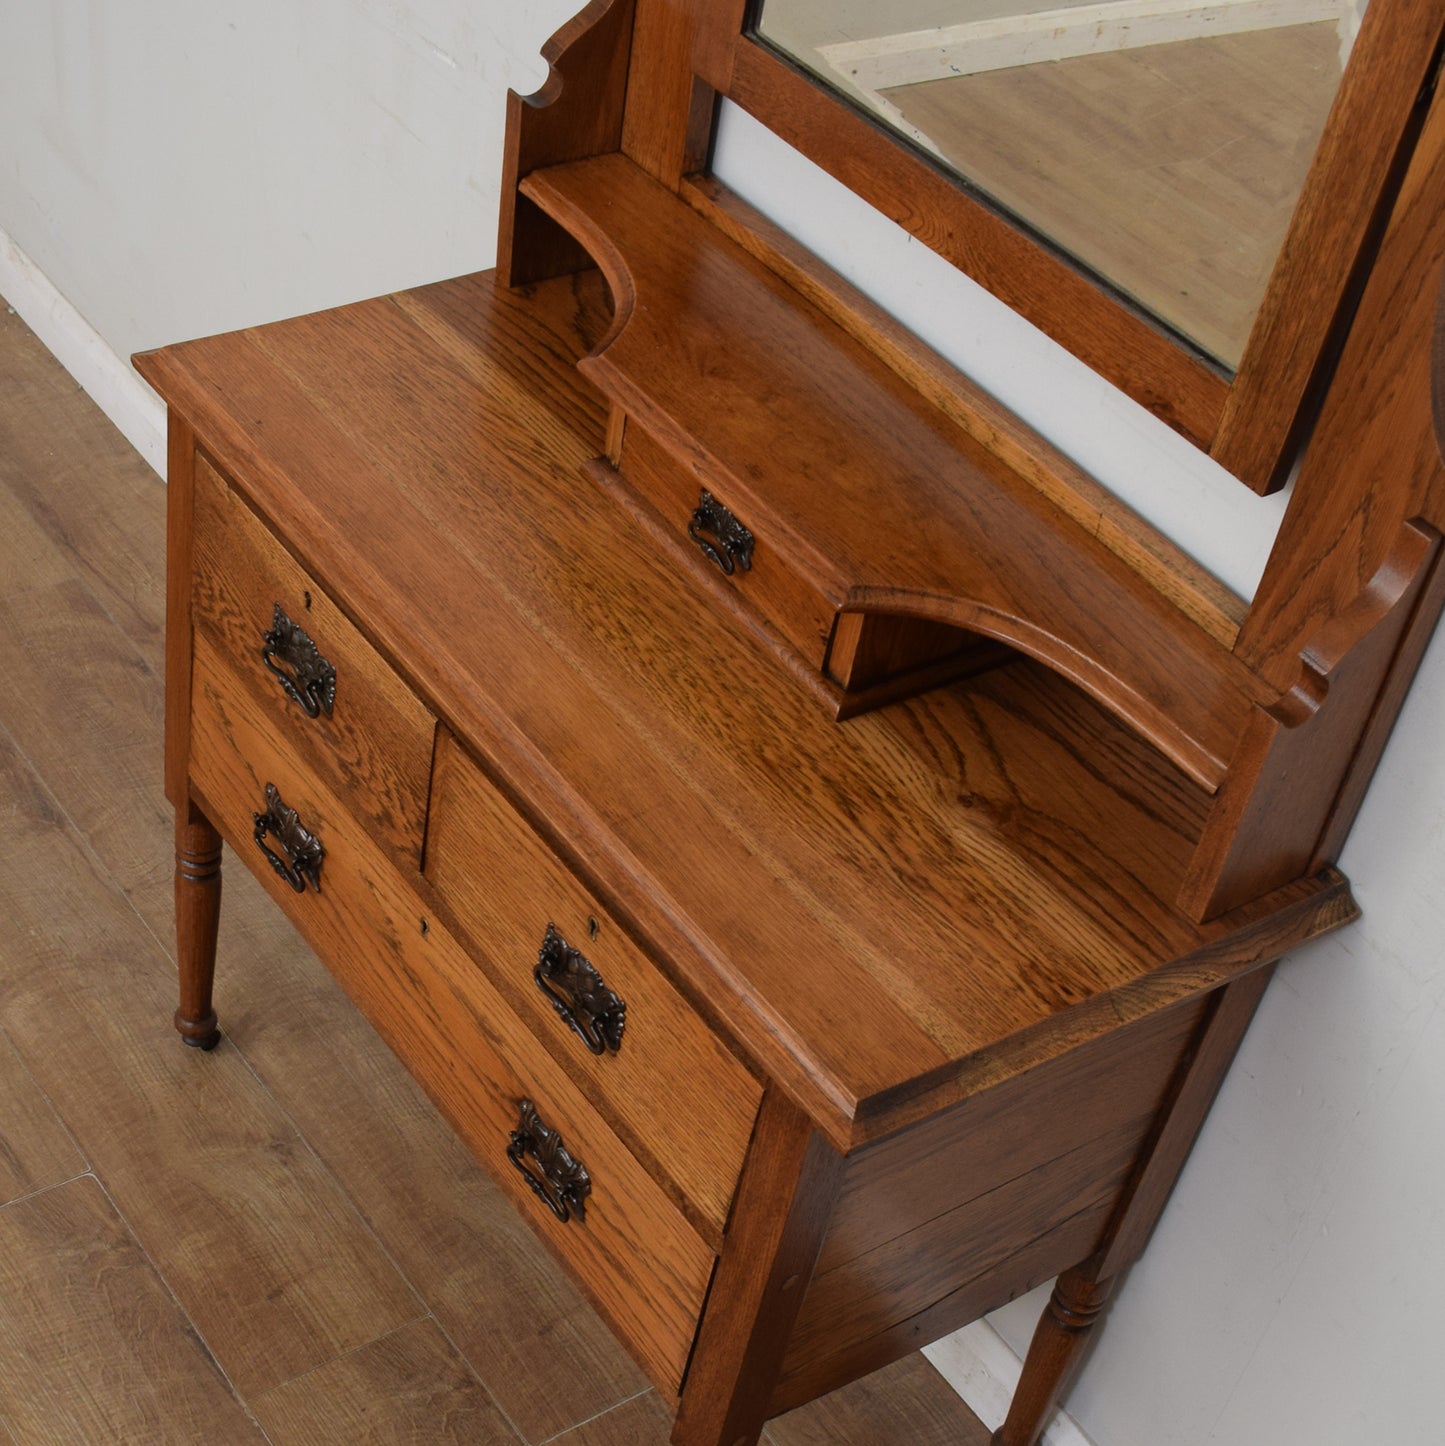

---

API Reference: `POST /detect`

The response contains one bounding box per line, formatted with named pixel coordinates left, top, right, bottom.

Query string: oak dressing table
left=135, top=3, right=1445, bottom=1441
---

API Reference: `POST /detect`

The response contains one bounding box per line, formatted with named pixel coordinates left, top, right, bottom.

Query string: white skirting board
left=2, top=223, right=1095, bottom=1446
left=924, top=1318, right=1096, bottom=1446
left=0, top=226, right=167, bottom=478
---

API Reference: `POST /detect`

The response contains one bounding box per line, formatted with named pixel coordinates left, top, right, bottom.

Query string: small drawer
left=615, top=423, right=987, bottom=709
left=617, top=420, right=839, bottom=670
left=187, top=655, right=715, bottom=1395
left=190, top=453, right=435, bottom=867
left=425, top=730, right=761, bottom=1248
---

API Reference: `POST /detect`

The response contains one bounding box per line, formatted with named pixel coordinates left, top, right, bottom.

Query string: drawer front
left=425, top=731, right=761, bottom=1247
left=188, top=644, right=714, bottom=1394
left=618, top=421, right=838, bottom=670
left=190, top=453, right=435, bottom=867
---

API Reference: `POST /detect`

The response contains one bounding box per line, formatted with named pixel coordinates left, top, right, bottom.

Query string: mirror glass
left=753, top=0, right=1365, bottom=369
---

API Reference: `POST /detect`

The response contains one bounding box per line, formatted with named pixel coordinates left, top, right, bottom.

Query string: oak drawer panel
left=190, top=453, right=435, bottom=866
left=425, top=730, right=761, bottom=1247
left=617, top=420, right=839, bottom=670
left=187, top=642, right=714, bottom=1394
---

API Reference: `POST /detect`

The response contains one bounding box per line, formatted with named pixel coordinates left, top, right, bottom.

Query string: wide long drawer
left=190, top=453, right=436, bottom=868
left=425, top=730, right=762, bottom=1246
left=187, top=636, right=716, bottom=1394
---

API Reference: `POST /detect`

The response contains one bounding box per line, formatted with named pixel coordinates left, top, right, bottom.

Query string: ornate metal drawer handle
left=688, top=489, right=754, bottom=576
left=534, top=923, right=626, bottom=1056
left=252, top=782, right=324, bottom=893
left=507, top=1099, right=591, bottom=1223
left=261, top=603, right=336, bottom=718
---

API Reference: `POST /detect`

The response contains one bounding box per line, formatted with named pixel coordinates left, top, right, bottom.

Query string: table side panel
left=771, top=992, right=1210, bottom=1404
left=819, top=991, right=1211, bottom=1272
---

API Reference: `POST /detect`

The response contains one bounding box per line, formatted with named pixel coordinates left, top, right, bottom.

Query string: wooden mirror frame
left=657, top=0, right=1445, bottom=494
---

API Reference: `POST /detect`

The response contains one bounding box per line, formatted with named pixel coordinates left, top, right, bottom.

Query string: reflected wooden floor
left=0, top=297, right=993, bottom=1444
left=885, top=23, right=1342, bottom=367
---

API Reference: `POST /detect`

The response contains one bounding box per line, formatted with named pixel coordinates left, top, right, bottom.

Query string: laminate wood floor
left=0, top=296, right=994, bottom=1445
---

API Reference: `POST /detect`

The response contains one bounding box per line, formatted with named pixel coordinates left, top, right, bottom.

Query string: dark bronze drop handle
left=507, top=1099, right=591, bottom=1223
left=688, top=489, right=755, bottom=576
left=261, top=603, right=336, bottom=718
left=534, top=923, right=626, bottom=1055
left=253, top=783, right=324, bottom=894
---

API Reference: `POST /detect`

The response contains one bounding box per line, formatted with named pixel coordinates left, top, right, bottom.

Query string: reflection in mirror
left=753, top=0, right=1365, bottom=368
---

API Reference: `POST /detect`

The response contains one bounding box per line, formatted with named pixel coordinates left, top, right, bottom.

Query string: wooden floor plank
left=769, top=1353, right=994, bottom=1445
left=0, top=734, right=425, bottom=1399
left=0, top=571, right=172, bottom=912
left=0, top=305, right=166, bottom=669
left=0, top=1175, right=260, bottom=1443
left=545, top=1390, right=676, bottom=1445
left=251, top=1317, right=519, bottom=1444
left=0, top=1027, right=86, bottom=1207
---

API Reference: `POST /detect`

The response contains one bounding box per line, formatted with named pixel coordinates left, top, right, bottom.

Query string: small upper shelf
left=522, top=153, right=1268, bottom=791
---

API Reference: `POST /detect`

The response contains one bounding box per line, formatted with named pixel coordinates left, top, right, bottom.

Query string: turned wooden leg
left=991, top=1268, right=1115, bottom=1446
left=174, top=807, right=223, bottom=1050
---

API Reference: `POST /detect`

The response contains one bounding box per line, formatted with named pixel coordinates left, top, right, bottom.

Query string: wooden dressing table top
left=138, top=263, right=1353, bottom=1152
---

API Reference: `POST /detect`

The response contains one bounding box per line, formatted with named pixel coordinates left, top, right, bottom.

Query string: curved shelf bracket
left=499, top=0, right=636, bottom=286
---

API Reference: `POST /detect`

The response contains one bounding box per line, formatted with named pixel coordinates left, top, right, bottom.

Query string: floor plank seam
left=85, top=1169, right=274, bottom=1443
left=213, top=1008, right=442, bottom=1309
left=208, top=1002, right=538, bottom=1435
left=400, top=1297, right=532, bottom=1444
left=0, top=1170, right=96, bottom=1214
left=534, top=1385, right=662, bottom=1445
left=0, top=1015, right=91, bottom=1177
left=247, top=1311, right=438, bottom=1402
left=0, top=707, right=179, bottom=1000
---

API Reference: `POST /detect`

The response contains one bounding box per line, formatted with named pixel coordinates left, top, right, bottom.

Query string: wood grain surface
left=0, top=1177, right=260, bottom=1442
left=251, top=1319, right=519, bottom=1444
left=0, top=1026, right=85, bottom=1208
left=678, top=172, right=1246, bottom=648
left=187, top=632, right=717, bottom=1396
left=501, top=0, right=637, bottom=285
left=425, top=728, right=762, bottom=1246
left=191, top=452, right=437, bottom=868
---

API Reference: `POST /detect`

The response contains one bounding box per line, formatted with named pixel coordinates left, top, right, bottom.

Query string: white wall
left=2, top=6, right=1441, bottom=1445
left=0, top=0, right=577, bottom=355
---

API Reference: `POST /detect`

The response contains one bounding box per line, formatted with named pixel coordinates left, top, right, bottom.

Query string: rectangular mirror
left=700, top=0, right=1443, bottom=490
left=756, top=0, right=1359, bottom=370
